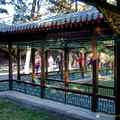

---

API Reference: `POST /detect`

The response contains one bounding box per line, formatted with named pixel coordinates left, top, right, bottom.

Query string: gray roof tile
left=0, top=8, right=103, bottom=33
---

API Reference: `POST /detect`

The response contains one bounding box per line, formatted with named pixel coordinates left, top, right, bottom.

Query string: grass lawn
left=0, top=100, right=60, bottom=120
left=98, top=79, right=114, bottom=87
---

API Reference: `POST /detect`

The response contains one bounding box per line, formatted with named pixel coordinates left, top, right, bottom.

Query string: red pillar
left=31, top=48, right=35, bottom=82
left=92, top=32, right=98, bottom=112
left=8, top=43, right=13, bottom=80
left=64, top=47, right=69, bottom=88
left=17, top=49, right=20, bottom=80
left=40, top=36, right=45, bottom=98
left=115, top=34, right=120, bottom=120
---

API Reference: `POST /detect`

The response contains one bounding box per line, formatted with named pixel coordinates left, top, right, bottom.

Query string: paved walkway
left=0, top=91, right=115, bottom=120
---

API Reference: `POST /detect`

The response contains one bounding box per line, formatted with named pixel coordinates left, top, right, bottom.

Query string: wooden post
left=31, top=48, right=35, bottom=82
left=45, top=50, right=48, bottom=76
left=2, top=49, right=4, bottom=59
left=8, top=43, right=13, bottom=80
left=81, top=50, right=85, bottom=78
left=92, top=32, right=98, bottom=112
left=98, top=53, right=101, bottom=70
left=8, top=43, right=13, bottom=90
left=60, top=51, right=64, bottom=79
left=17, top=49, right=20, bottom=80
left=81, top=50, right=85, bottom=70
left=115, top=34, right=120, bottom=120
left=40, top=36, right=45, bottom=98
left=60, top=51, right=63, bottom=72
left=64, top=47, right=69, bottom=88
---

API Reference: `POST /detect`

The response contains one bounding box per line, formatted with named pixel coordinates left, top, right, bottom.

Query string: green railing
left=0, top=79, right=115, bottom=114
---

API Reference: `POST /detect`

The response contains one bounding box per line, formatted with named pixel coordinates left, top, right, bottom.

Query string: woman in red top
left=35, top=57, right=40, bottom=73
left=78, top=56, right=82, bottom=69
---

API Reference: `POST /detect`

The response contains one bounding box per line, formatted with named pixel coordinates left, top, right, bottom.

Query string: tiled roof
left=0, top=8, right=103, bottom=33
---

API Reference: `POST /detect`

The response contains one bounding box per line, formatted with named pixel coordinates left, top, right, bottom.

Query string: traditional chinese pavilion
left=0, top=8, right=119, bottom=119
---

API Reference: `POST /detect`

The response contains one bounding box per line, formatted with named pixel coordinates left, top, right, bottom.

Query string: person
left=56, top=55, right=61, bottom=70
left=35, top=57, right=40, bottom=73
left=87, top=58, right=92, bottom=68
left=48, top=56, right=54, bottom=70
left=78, top=56, right=82, bottom=69
left=71, top=54, right=75, bottom=68
left=86, top=57, right=90, bottom=68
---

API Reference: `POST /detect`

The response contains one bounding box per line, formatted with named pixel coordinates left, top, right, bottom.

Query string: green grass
left=98, top=79, right=114, bottom=87
left=0, top=100, right=60, bottom=120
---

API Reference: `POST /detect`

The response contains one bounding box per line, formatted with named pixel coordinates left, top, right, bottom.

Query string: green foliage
left=0, top=0, right=8, bottom=14
left=47, top=0, right=93, bottom=15
left=9, top=0, right=30, bottom=24
left=21, top=49, right=27, bottom=55
left=48, top=0, right=76, bottom=15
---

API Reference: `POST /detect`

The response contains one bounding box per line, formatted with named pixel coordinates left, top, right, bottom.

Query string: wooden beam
left=60, top=51, right=64, bottom=78
left=64, top=47, right=69, bottom=88
left=8, top=43, right=12, bottom=80
left=92, top=32, right=98, bottom=112
left=31, top=48, right=35, bottom=82
left=117, top=0, right=120, bottom=8
left=17, top=49, right=20, bottom=80
left=40, top=36, right=45, bottom=98
left=115, top=34, right=120, bottom=120
left=45, top=50, right=48, bottom=76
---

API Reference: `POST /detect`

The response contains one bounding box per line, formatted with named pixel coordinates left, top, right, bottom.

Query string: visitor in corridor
left=86, top=57, right=90, bottom=68
left=48, top=56, right=54, bottom=70
left=35, top=57, right=40, bottom=73
left=87, top=58, right=92, bottom=68
left=78, top=56, right=82, bottom=69
left=56, top=55, right=61, bottom=70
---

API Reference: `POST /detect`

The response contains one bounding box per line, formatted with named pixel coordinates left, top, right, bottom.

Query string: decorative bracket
left=98, top=7, right=120, bottom=34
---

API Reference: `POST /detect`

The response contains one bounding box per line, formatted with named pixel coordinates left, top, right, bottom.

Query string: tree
left=47, top=0, right=75, bottom=15
left=46, top=0, right=93, bottom=17
left=0, top=0, right=8, bottom=14
left=10, top=0, right=51, bottom=23
left=9, top=0, right=30, bottom=24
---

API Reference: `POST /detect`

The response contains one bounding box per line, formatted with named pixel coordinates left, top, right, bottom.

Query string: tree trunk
left=24, top=48, right=31, bottom=73
left=30, top=0, right=37, bottom=21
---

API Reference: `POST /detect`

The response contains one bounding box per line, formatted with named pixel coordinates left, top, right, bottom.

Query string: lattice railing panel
left=97, top=98, right=115, bottom=114
left=26, top=84, right=40, bottom=97
left=12, top=81, right=40, bottom=96
left=0, top=42, right=8, bottom=49
left=68, top=84, right=92, bottom=92
left=99, top=68, right=113, bottom=76
left=69, top=71, right=92, bottom=81
left=0, top=81, right=9, bottom=91
left=47, top=74, right=63, bottom=80
left=12, top=82, right=26, bottom=93
left=97, top=35, right=116, bottom=46
left=44, top=88, right=65, bottom=102
left=45, top=37, right=92, bottom=48
left=69, top=72, right=82, bottom=80
left=98, top=88, right=114, bottom=96
left=45, top=80, right=64, bottom=88
left=66, top=92, right=92, bottom=109
left=20, top=75, right=32, bottom=82
left=84, top=71, right=92, bottom=78
left=12, top=41, right=41, bottom=49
